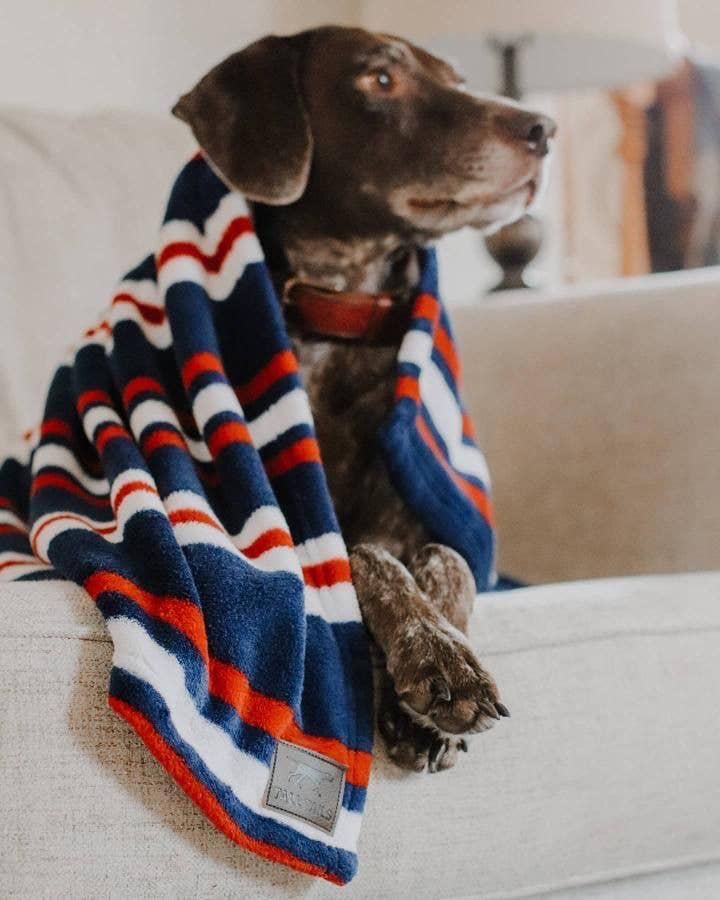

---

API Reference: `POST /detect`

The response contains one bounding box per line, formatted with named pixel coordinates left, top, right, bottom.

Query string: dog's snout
left=524, top=114, right=556, bottom=156
left=496, top=108, right=557, bottom=158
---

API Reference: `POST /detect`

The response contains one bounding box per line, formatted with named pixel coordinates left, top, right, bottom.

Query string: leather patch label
left=264, top=739, right=347, bottom=834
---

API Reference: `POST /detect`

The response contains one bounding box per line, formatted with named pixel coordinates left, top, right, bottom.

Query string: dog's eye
left=356, top=67, right=400, bottom=97
left=374, top=69, right=394, bottom=91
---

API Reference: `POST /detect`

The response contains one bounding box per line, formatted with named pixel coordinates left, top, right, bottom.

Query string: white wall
left=0, top=0, right=357, bottom=113
left=0, top=0, right=573, bottom=299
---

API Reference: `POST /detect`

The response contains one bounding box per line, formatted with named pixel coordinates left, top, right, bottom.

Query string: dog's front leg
left=350, top=543, right=507, bottom=772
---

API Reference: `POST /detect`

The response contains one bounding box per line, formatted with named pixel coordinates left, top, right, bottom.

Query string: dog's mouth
left=407, top=176, right=537, bottom=215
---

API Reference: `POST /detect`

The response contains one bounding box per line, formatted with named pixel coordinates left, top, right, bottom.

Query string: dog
left=172, top=25, right=555, bottom=773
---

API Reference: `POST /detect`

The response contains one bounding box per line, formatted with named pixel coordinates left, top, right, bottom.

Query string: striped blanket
left=0, top=154, right=495, bottom=883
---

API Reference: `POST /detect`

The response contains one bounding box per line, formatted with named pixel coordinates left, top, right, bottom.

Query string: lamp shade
left=360, top=0, right=682, bottom=93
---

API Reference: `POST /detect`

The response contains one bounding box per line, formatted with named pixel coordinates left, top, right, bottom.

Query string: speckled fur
left=174, top=25, right=550, bottom=772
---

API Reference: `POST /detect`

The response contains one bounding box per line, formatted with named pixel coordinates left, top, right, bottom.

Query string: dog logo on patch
left=287, top=761, right=336, bottom=796
left=265, top=740, right=347, bottom=834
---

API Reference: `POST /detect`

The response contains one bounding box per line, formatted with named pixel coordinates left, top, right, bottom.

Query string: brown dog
left=173, top=25, right=554, bottom=773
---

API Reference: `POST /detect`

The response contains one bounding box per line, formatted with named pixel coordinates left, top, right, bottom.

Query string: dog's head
left=173, top=26, right=555, bottom=240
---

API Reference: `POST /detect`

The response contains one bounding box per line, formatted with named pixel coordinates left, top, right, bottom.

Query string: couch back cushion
left=0, top=108, right=193, bottom=452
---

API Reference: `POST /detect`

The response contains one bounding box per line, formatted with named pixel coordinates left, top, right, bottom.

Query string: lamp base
left=484, top=214, right=543, bottom=291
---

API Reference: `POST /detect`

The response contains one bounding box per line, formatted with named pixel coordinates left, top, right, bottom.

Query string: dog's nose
left=497, top=109, right=557, bottom=157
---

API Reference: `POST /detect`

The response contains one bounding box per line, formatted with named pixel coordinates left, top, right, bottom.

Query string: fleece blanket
left=0, top=154, right=495, bottom=884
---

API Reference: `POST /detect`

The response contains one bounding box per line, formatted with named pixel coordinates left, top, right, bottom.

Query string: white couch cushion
left=2, top=572, right=720, bottom=898
left=0, top=107, right=192, bottom=452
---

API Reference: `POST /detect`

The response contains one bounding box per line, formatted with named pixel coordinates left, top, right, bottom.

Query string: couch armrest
left=454, top=268, right=720, bottom=584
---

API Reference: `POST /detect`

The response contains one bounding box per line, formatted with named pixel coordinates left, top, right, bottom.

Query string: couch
left=1, top=108, right=720, bottom=899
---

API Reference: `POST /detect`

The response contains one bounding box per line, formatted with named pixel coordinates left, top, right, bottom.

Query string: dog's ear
left=172, top=34, right=313, bottom=205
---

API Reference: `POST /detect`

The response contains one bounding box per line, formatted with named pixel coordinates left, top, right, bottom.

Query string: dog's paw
left=378, top=687, right=434, bottom=771
left=428, top=734, right=468, bottom=774
left=386, top=616, right=509, bottom=737
left=378, top=688, right=468, bottom=773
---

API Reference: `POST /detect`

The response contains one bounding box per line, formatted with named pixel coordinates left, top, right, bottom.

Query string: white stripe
left=129, top=398, right=212, bottom=463
left=83, top=405, right=124, bottom=442
left=31, top=444, right=109, bottom=495
left=398, top=329, right=433, bottom=368
left=31, top=478, right=165, bottom=559
left=107, top=616, right=362, bottom=850
left=172, top=521, right=303, bottom=578
left=192, top=382, right=243, bottom=432
left=157, top=196, right=264, bottom=302
left=247, top=389, right=313, bottom=450
left=108, top=295, right=171, bottom=349
left=304, top=583, right=361, bottom=624
left=0, top=551, right=49, bottom=567
left=295, top=532, right=348, bottom=569
left=163, top=493, right=302, bottom=578
left=109, top=468, right=157, bottom=506
left=231, top=505, right=292, bottom=551
left=421, top=359, right=492, bottom=487
left=160, top=192, right=252, bottom=251
left=163, top=489, right=221, bottom=522
left=0, top=552, right=51, bottom=581
left=157, top=231, right=264, bottom=301
left=0, top=509, right=28, bottom=531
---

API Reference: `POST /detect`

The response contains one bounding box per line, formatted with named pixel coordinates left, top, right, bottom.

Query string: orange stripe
left=240, top=528, right=294, bottom=559
left=91, top=574, right=371, bottom=788
left=416, top=417, right=494, bottom=524
left=394, top=374, right=420, bottom=402
left=40, top=418, right=73, bottom=440
left=168, top=509, right=222, bottom=530
left=157, top=216, right=254, bottom=275
left=122, top=376, right=166, bottom=408
left=0, top=558, right=42, bottom=573
left=30, top=511, right=116, bottom=556
left=85, top=571, right=209, bottom=664
left=207, top=421, right=252, bottom=457
left=412, top=292, right=439, bottom=322
left=434, top=323, right=460, bottom=383
left=0, top=497, right=17, bottom=512
left=111, top=292, right=166, bottom=326
left=235, top=350, right=299, bottom=406
left=181, top=351, right=224, bottom=390
left=208, top=659, right=371, bottom=789
left=142, top=427, right=187, bottom=456
left=264, top=437, right=321, bottom=479
left=113, top=480, right=157, bottom=512
left=108, top=697, right=344, bottom=884
left=31, top=472, right=110, bottom=508
left=83, top=321, right=111, bottom=339
left=95, top=423, right=131, bottom=454
left=461, top=412, right=476, bottom=440
left=302, top=558, right=352, bottom=589
left=0, top=524, right=25, bottom=535
left=76, top=389, right=112, bottom=415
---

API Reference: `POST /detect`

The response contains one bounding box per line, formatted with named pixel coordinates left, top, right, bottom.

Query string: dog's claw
left=428, top=738, right=445, bottom=773
left=458, top=738, right=468, bottom=752
left=495, top=702, right=511, bottom=718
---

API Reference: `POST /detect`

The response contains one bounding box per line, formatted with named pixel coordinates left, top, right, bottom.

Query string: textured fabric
left=0, top=153, right=493, bottom=883
left=2, top=573, right=720, bottom=898
left=452, top=268, right=720, bottom=584
left=0, top=108, right=194, bottom=452
left=5, top=108, right=720, bottom=588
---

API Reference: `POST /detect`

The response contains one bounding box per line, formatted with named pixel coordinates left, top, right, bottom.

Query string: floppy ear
left=172, top=34, right=313, bottom=205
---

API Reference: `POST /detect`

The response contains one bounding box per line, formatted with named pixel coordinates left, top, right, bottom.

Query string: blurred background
left=1, top=0, right=719, bottom=301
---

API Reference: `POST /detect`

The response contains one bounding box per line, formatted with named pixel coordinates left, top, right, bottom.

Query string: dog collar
left=281, top=278, right=413, bottom=345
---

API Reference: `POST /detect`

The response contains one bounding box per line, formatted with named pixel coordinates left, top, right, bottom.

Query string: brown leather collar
left=282, top=277, right=412, bottom=345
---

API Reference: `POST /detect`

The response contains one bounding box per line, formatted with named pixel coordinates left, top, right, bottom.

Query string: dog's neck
left=250, top=202, right=422, bottom=299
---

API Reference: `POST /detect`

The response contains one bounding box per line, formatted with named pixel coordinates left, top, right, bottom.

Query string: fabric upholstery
left=2, top=572, right=720, bottom=898
left=3, top=106, right=720, bottom=898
